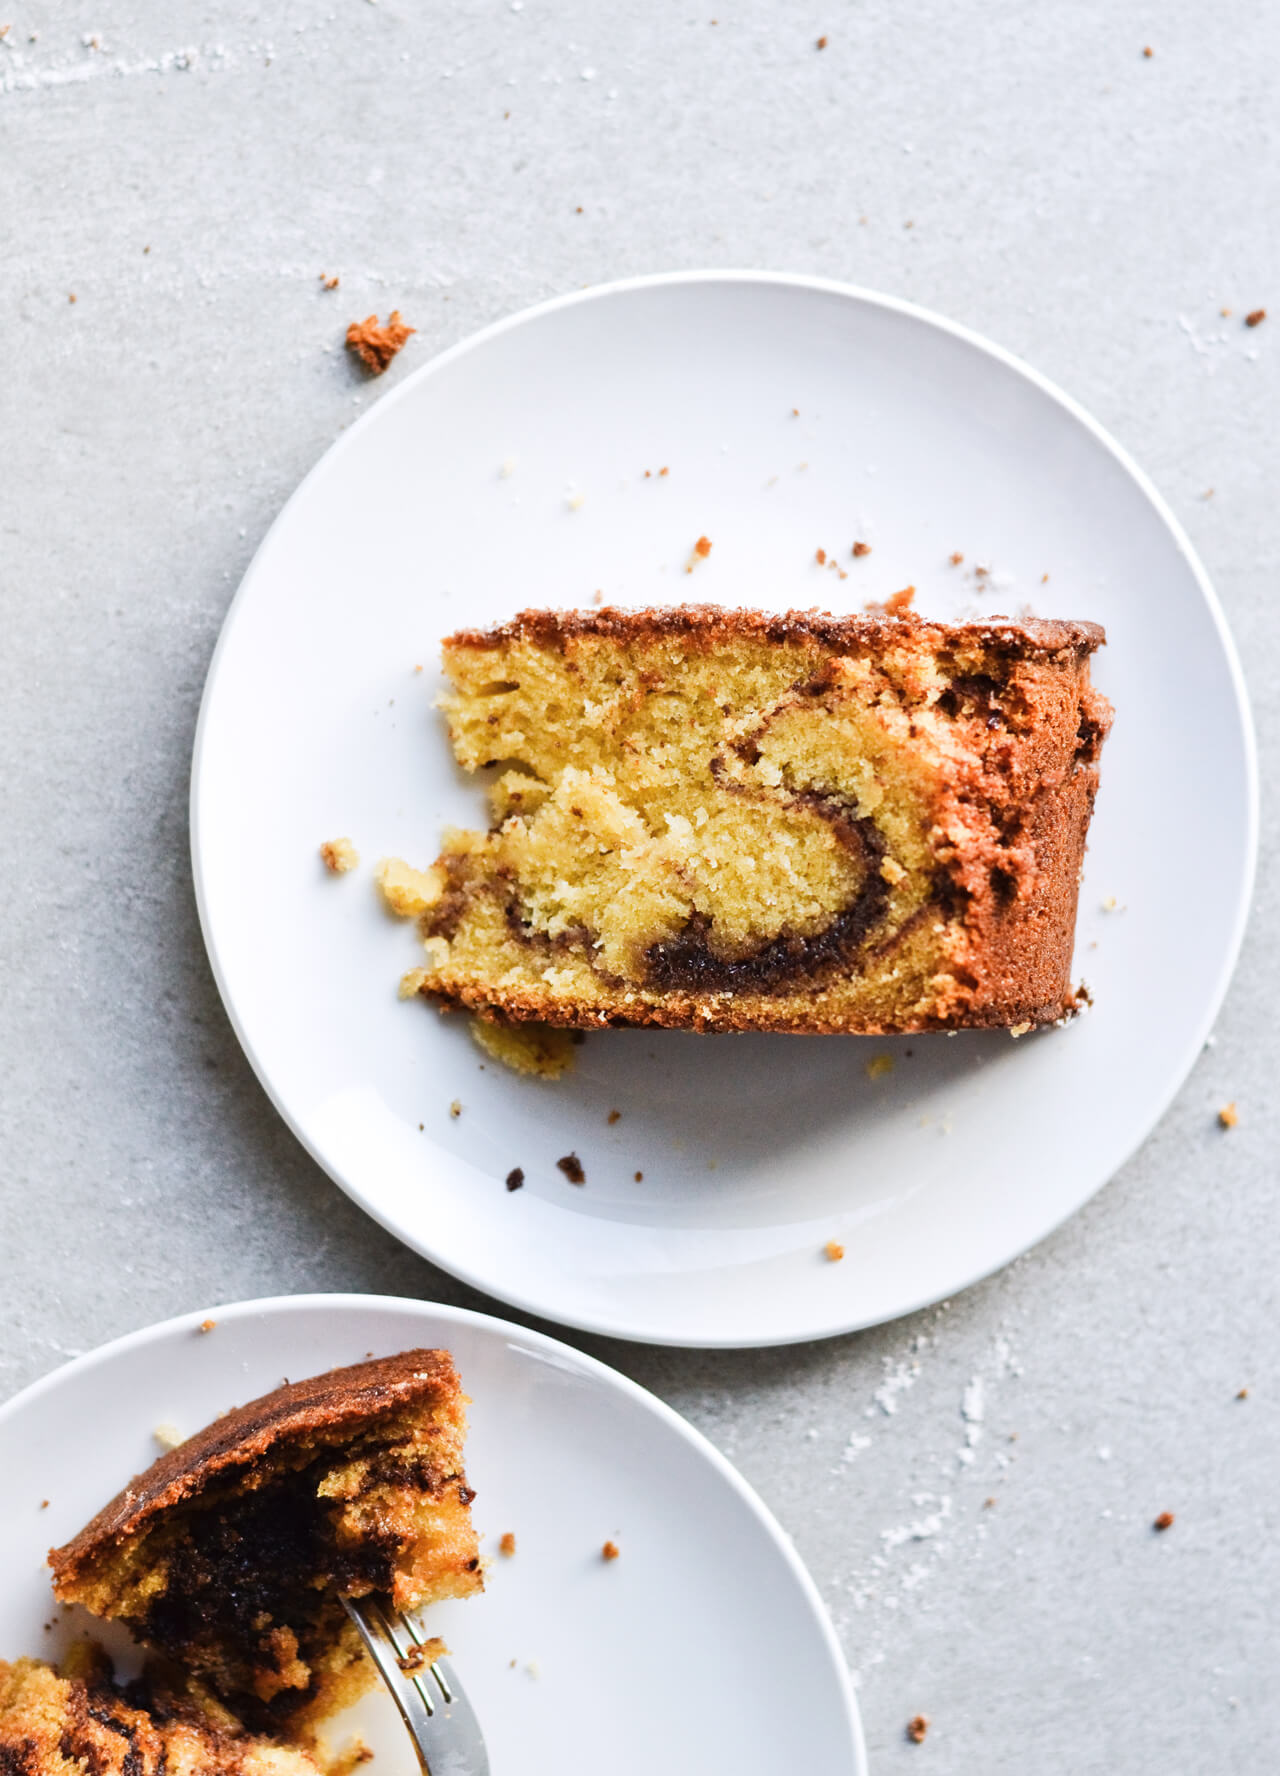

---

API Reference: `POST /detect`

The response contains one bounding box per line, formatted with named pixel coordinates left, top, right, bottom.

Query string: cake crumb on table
left=557, top=1153, right=586, bottom=1185
left=685, top=534, right=713, bottom=572
left=983, top=1496, right=997, bottom=1508
left=499, top=1532, right=517, bottom=1557
left=345, top=310, right=415, bottom=374
left=39, top=1499, right=49, bottom=1510
left=505, top=1167, right=525, bottom=1191
left=607, top=1108, right=621, bottom=1124
left=1142, top=44, right=1153, bottom=56
left=1218, top=1102, right=1239, bottom=1128
left=320, top=836, right=359, bottom=874
left=1245, top=308, right=1267, bottom=327
left=601, top=1540, right=620, bottom=1561
left=634, top=1169, right=643, bottom=1181
left=1236, top=1387, right=1249, bottom=1399
left=949, top=551, right=963, bottom=565
left=851, top=540, right=872, bottom=557
left=906, top=1715, right=929, bottom=1744
left=320, top=272, right=340, bottom=290
left=824, top=1238, right=845, bottom=1262
left=1153, top=1511, right=1175, bottom=1532
left=816, top=35, right=827, bottom=49
left=449, top=1099, right=462, bottom=1118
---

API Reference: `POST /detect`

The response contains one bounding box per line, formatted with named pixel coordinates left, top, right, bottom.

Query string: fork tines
left=341, top=1594, right=489, bottom=1775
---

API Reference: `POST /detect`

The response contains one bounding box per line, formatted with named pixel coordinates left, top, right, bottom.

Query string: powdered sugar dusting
left=832, top=1314, right=1030, bottom=1689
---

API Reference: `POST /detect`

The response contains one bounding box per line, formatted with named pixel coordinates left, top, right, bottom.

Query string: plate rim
left=0, top=1290, right=867, bottom=1775
left=190, top=268, right=1259, bottom=1348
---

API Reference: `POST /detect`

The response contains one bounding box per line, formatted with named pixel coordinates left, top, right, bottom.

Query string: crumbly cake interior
left=395, top=607, right=1110, bottom=1034
left=0, top=1651, right=322, bottom=1776
left=52, top=1400, right=480, bottom=1737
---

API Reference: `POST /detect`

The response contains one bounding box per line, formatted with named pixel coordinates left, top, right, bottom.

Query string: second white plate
left=0, top=1295, right=864, bottom=1775
left=191, top=272, right=1255, bottom=1347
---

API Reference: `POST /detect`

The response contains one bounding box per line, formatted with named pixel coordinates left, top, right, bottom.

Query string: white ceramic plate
left=192, top=272, right=1256, bottom=1347
left=0, top=1294, right=865, bottom=1775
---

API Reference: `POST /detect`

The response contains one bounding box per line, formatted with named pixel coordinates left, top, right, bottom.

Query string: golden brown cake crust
left=49, top=1351, right=461, bottom=1590
left=445, top=602, right=1105, bottom=661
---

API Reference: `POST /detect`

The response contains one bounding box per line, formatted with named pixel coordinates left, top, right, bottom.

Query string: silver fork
left=342, top=1595, right=490, bottom=1776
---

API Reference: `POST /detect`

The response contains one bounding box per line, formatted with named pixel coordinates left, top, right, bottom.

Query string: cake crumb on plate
left=906, top=1715, right=929, bottom=1743
left=601, top=1539, right=620, bottom=1561
left=824, top=1239, right=845, bottom=1262
left=1153, top=1510, right=1175, bottom=1531
left=469, top=1018, right=577, bottom=1078
left=684, top=534, right=713, bottom=572
left=377, top=857, right=444, bottom=915
left=320, top=837, right=359, bottom=874
left=499, top=1532, right=517, bottom=1556
left=864, top=584, right=915, bottom=615
left=1218, top=1102, right=1238, bottom=1128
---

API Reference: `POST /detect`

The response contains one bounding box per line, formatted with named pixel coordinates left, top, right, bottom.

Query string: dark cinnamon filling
left=142, top=1487, right=375, bottom=1726
left=644, top=800, right=891, bottom=992
left=132, top=1457, right=422, bottom=1730
left=478, top=790, right=902, bottom=997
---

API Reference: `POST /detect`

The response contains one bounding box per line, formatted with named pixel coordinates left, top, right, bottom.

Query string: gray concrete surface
left=2, top=3, right=1276, bottom=1769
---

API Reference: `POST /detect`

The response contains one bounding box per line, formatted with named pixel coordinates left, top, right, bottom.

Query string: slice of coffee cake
left=49, top=1352, right=481, bottom=1737
left=392, top=605, right=1110, bottom=1034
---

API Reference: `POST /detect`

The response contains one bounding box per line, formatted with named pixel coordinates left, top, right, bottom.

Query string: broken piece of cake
left=393, top=605, right=1111, bottom=1034
left=49, top=1351, right=482, bottom=1737
left=0, top=1649, right=324, bottom=1776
